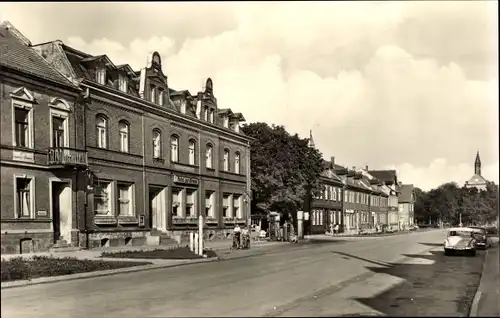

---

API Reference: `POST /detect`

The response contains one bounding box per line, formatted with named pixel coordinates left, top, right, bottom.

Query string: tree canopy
left=414, top=181, right=499, bottom=226
left=241, top=122, right=324, bottom=216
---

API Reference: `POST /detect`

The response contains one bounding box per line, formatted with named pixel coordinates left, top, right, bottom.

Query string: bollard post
left=198, top=215, right=204, bottom=256
left=189, top=232, right=194, bottom=252
left=194, top=232, right=199, bottom=255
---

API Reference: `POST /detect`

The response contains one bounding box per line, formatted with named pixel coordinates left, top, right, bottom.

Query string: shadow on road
left=418, top=242, right=444, bottom=247
left=332, top=251, right=391, bottom=267
left=346, top=249, right=485, bottom=317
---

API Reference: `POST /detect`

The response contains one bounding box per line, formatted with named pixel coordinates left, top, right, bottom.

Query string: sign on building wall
left=13, top=150, right=34, bottom=162
left=173, top=175, right=199, bottom=185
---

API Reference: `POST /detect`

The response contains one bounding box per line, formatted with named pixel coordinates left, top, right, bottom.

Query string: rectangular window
left=16, top=177, right=33, bottom=218
left=204, top=106, right=209, bottom=121
left=223, top=151, right=229, bottom=171
left=223, top=116, right=229, bottom=128
left=234, top=195, right=242, bottom=219
left=172, top=188, right=181, bottom=217
left=158, top=89, right=164, bottom=105
left=95, top=68, right=106, bottom=85
left=51, top=116, right=66, bottom=148
left=150, top=85, right=156, bottom=103
left=222, top=194, right=230, bottom=218
left=14, top=108, right=31, bottom=148
left=119, top=74, right=128, bottom=93
left=186, top=189, right=196, bottom=218
left=180, top=101, right=187, bottom=114
left=206, top=146, right=213, bottom=169
left=344, top=191, right=348, bottom=203
left=118, top=183, right=133, bottom=216
left=188, top=141, right=196, bottom=165
left=94, top=181, right=112, bottom=215
left=210, top=110, right=215, bottom=123
left=205, top=191, right=215, bottom=218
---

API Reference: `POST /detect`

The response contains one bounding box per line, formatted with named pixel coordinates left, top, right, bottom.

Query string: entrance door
left=51, top=181, right=72, bottom=244
left=149, top=186, right=166, bottom=231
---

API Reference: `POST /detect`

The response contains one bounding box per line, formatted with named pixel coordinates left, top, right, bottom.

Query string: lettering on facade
left=13, top=150, right=34, bottom=163
left=36, top=210, right=47, bottom=217
left=48, top=148, right=87, bottom=166
left=173, top=175, right=199, bottom=185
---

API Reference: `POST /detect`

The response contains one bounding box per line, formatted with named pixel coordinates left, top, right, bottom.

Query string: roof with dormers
left=0, top=21, right=78, bottom=89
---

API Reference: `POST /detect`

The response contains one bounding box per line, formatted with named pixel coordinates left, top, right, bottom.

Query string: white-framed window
left=172, top=188, right=181, bottom=217
left=222, top=193, right=230, bottom=218
left=223, top=116, right=229, bottom=128
left=13, top=102, right=34, bottom=148
left=206, top=144, right=213, bottom=169
left=186, top=189, right=196, bottom=217
left=153, top=129, right=162, bottom=158
left=49, top=108, right=69, bottom=148
left=14, top=175, right=35, bottom=218
left=344, top=191, right=348, bottom=202
left=223, top=149, right=230, bottom=171
left=332, top=187, right=337, bottom=201
left=319, top=210, right=324, bottom=225
left=170, top=135, right=179, bottom=162
left=180, top=101, right=187, bottom=114
left=94, top=180, right=113, bottom=215
left=96, top=115, right=107, bottom=149
left=234, top=195, right=243, bottom=219
left=95, top=67, right=106, bottom=85
left=118, top=74, right=128, bottom=93
left=205, top=191, right=215, bottom=218
left=158, top=89, right=164, bottom=105
left=150, top=85, right=156, bottom=103
left=117, top=183, right=134, bottom=216
left=235, top=152, right=241, bottom=174
left=119, top=121, right=129, bottom=153
left=204, top=106, right=209, bottom=121
left=188, top=139, right=196, bottom=165
left=209, top=109, right=215, bottom=123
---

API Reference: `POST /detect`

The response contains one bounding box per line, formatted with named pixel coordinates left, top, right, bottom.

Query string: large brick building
left=0, top=22, right=85, bottom=253
left=1, top=22, right=252, bottom=253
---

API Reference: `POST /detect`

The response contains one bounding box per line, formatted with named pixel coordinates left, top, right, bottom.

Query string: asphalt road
left=1, top=229, right=486, bottom=317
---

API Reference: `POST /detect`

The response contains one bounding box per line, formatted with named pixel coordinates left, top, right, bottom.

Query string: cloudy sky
left=1, top=1, right=498, bottom=190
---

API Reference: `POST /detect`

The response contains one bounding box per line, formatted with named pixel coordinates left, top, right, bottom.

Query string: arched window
left=206, top=144, right=213, bottom=169
left=223, top=149, right=230, bottom=171
left=152, top=129, right=162, bottom=158
left=170, top=135, right=179, bottom=162
left=119, top=120, right=129, bottom=153
left=235, top=152, right=241, bottom=174
left=96, top=115, right=107, bottom=149
left=188, top=139, right=196, bottom=165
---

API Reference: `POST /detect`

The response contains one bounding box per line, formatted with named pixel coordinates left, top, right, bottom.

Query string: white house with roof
left=464, top=151, right=489, bottom=191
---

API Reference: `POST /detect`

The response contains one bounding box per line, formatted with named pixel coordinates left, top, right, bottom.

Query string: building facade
left=1, top=22, right=252, bottom=253
left=0, top=22, right=86, bottom=254
left=397, top=183, right=415, bottom=229
left=362, top=168, right=399, bottom=229
left=464, top=151, right=488, bottom=191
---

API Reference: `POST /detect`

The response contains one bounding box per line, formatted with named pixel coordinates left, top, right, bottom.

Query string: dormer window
left=180, top=101, right=186, bottom=114
left=158, top=89, right=164, bottom=105
left=118, top=74, right=128, bottom=93
left=234, top=124, right=240, bottom=133
left=96, top=67, right=106, bottom=85
left=210, top=109, right=215, bottom=123
left=223, top=116, right=229, bottom=128
left=150, top=85, right=156, bottom=103
left=204, top=106, right=209, bottom=121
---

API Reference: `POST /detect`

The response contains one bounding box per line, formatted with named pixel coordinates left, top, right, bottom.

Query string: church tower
left=474, top=150, right=481, bottom=176
left=308, top=129, right=315, bottom=148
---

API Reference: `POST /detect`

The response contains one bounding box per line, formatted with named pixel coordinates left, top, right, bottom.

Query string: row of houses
left=303, top=136, right=415, bottom=235
left=0, top=22, right=252, bottom=254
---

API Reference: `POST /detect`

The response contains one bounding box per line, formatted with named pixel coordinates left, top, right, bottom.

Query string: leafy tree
left=241, top=122, right=324, bottom=218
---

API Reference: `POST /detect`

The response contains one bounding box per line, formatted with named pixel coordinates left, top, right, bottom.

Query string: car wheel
left=444, top=249, right=451, bottom=256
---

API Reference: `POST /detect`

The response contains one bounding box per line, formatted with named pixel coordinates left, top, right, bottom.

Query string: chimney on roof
left=398, top=181, right=402, bottom=186
left=331, top=156, right=335, bottom=165
left=352, top=166, right=356, bottom=171
left=365, top=165, right=369, bottom=171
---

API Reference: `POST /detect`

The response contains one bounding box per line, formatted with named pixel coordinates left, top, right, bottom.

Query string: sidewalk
left=470, top=244, right=500, bottom=317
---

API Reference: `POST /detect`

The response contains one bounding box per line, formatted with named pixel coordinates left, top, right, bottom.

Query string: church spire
left=474, top=150, right=481, bottom=176
left=308, top=129, right=315, bottom=148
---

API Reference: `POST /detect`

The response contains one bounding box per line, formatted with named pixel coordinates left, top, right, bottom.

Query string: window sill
left=118, top=216, right=138, bottom=224
left=94, top=216, right=118, bottom=225
left=153, top=157, right=165, bottom=164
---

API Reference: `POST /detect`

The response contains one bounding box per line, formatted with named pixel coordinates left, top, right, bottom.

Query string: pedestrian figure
left=232, top=224, right=241, bottom=249
left=241, top=226, right=250, bottom=249
left=334, top=223, right=340, bottom=234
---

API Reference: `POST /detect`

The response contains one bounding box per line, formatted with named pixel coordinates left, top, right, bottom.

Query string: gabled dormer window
left=118, top=74, right=128, bottom=93
left=223, top=116, right=229, bottom=128
left=180, top=101, right=186, bottom=114
left=96, top=67, right=106, bottom=85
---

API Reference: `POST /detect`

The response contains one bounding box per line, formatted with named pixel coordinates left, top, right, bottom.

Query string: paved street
left=1, top=229, right=487, bottom=317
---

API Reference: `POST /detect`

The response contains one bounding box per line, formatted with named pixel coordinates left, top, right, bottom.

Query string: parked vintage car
left=444, top=227, right=477, bottom=256
left=469, top=226, right=491, bottom=249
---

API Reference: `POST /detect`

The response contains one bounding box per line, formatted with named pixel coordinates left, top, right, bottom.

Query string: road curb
left=469, top=245, right=498, bottom=317
left=1, top=257, right=218, bottom=290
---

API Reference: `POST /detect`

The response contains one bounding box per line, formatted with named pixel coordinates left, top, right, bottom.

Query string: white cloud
left=1, top=1, right=497, bottom=190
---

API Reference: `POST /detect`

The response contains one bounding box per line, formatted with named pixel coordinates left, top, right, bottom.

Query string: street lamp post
left=340, top=180, right=346, bottom=233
